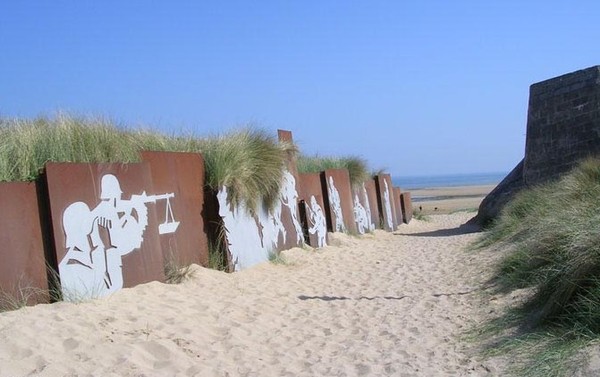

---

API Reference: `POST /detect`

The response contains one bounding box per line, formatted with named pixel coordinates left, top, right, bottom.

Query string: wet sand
left=410, top=184, right=496, bottom=215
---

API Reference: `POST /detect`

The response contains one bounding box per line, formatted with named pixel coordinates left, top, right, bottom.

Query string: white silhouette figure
left=328, top=176, right=346, bottom=232
left=281, top=171, right=304, bottom=246
left=362, top=183, right=375, bottom=231
left=59, top=174, right=178, bottom=300
left=217, top=187, right=275, bottom=271
left=353, top=193, right=369, bottom=235
left=260, top=198, right=285, bottom=249
left=307, top=195, right=327, bottom=248
left=383, top=180, right=394, bottom=231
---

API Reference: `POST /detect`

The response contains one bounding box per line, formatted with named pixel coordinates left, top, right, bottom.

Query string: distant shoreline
left=409, top=184, right=496, bottom=215
left=394, top=172, right=506, bottom=191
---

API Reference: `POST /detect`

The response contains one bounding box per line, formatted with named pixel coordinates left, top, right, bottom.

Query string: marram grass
left=474, top=158, right=600, bottom=375
left=0, top=115, right=292, bottom=208
left=297, top=154, right=369, bottom=187
left=478, top=158, right=600, bottom=330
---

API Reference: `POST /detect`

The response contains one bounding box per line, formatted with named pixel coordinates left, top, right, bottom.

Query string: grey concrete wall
left=474, top=65, right=600, bottom=225
left=524, top=66, right=600, bottom=185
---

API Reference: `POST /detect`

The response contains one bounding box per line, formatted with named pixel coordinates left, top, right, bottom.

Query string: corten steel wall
left=45, top=162, right=165, bottom=298
left=351, top=182, right=377, bottom=234
left=214, top=130, right=307, bottom=271
left=374, top=174, right=397, bottom=232
left=298, top=172, right=328, bottom=247
left=400, top=192, right=413, bottom=224
left=364, top=180, right=381, bottom=229
left=524, top=66, right=600, bottom=186
left=322, top=169, right=357, bottom=234
left=276, top=130, right=305, bottom=251
left=140, top=151, right=209, bottom=267
left=0, top=182, right=48, bottom=304
left=393, top=187, right=404, bottom=226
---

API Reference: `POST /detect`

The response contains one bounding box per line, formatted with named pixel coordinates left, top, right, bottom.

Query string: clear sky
left=2, top=1, right=599, bottom=176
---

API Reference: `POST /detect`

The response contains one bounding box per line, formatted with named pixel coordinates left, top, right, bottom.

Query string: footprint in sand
left=62, top=337, right=79, bottom=351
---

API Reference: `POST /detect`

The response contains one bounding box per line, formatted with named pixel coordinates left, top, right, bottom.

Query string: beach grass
left=297, top=154, right=369, bottom=187
left=0, top=114, right=292, bottom=210
left=474, top=158, right=600, bottom=374
left=0, top=279, right=48, bottom=312
left=163, top=252, right=196, bottom=284
left=267, top=251, right=291, bottom=266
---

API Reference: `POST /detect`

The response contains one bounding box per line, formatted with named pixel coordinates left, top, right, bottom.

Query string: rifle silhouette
left=130, top=191, right=180, bottom=234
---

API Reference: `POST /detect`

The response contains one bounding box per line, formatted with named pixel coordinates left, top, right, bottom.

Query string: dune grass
left=297, top=154, right=369, bottom=187
left=0, top=114, right=292, bottom=210
left=200, top=129, right=296, bottom=210
left=474, top=158, right=600, bottom=374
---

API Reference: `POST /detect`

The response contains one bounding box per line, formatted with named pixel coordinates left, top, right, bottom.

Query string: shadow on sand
left=297, top=295, right=408, bottom=301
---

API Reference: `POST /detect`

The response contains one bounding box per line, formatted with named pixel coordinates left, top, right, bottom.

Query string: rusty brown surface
left=276, top=130, right=304, bottom=251
left=277, top=129, right=299, bottom=177
left=298, top=173, right=329, bottom=247
left=374, top=174, right=398, bottom=232
left=0, top=182, right=48, bottom=305
left=393, top=187, right=404, bottom=226
left=350, top=182, right=376, bottom=233
left=364, top=180, right=381, bottom=229
left=322, top=169, right=357, bottom=234
left=401, top=192, right=413, bottom=224
left=45, top=162, right=165, bottom=292
left=140, top=151, right=209, bottom=267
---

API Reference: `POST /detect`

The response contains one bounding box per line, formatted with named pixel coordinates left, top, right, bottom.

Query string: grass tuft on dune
left=0, top=114, right=292, bottom=210
left=297, top=154, right=370, bottom=187
left=475, top=158, right=600, bottom=375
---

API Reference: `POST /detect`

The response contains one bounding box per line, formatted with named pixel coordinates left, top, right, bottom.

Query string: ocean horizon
left=392, top=172, right=507, bottom=190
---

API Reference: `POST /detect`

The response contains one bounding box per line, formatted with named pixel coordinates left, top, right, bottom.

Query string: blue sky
left=1, top=1, right=599, bottom=176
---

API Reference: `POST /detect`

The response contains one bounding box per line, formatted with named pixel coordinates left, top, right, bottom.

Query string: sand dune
left=0, top=213, right=508, bottom=376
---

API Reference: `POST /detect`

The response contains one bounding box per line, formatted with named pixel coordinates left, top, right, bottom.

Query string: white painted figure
left=362, top=183, right=376, bottom=232
left=217, top=170, right=308, bottom=270
left=260, top=198, right=285, bottom=249
left=281, top=171, right=304, bottom=246
left=217, top=187, right=270, bottom=271
left=383, top=179, right=394, bottom=231
left=327, top=176, right=346, bottom=232
left=353, top=193, right=369, bottom=235
left=307, top=195, right=327, bottom=248
left=59, top=174, right=178, bottom=300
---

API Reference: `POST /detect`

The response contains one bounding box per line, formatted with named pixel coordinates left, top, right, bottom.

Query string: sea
left=392, top=172, right=507, bottom=190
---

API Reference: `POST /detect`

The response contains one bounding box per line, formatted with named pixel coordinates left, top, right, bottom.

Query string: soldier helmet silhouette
left=100, top=174, right=123, bottom=200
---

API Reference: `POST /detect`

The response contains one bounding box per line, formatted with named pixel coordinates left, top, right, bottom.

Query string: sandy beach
left=0, top=212, right=516, bottom=377
left=410, top=185, right=496, bottom=215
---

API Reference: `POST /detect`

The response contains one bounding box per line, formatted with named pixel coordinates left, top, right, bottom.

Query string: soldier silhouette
left=59, top=174, right=171, bottom=299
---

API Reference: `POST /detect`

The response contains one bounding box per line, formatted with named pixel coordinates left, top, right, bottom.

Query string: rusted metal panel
left=401, top=192, right=413, bottom=224
left=351, top=182, right=377, bottom=234
left=212, top=130, right=309, bottom=270
left=364, top=179, right=381, bottom=229
left=45, top=162, right=165, bottom=300
left=277, top=129, right=298, bottom=175
left=276, top=130, right=304, bottom=251
left=216, top=128, right=306, bottom=270
left=0, top=182, right=48, bottom=305
left=140, top=151, right=209, bottom=267
left=374, top=174, right=398, bottom=231
left=393, top=187, right=404, bottom=226
left=322, top=169, right=357, bottom=234
left=298, top=173, right=328, bottom=247
left=216, top=188, right=269, bottom=271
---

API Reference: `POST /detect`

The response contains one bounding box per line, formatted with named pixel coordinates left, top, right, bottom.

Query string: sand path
left=0, top=213, right=505, bottom=376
